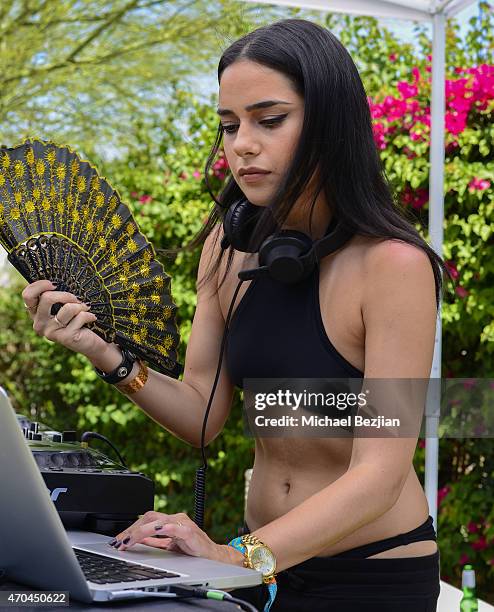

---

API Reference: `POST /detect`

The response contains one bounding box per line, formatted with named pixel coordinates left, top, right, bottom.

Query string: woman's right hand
left=21, top=279, right=110, bottom=361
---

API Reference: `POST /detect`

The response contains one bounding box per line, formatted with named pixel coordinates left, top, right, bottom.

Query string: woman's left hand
left=108, top=511, right=242, bottom=566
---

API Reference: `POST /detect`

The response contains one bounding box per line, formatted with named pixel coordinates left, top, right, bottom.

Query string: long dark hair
left=162, top=18, right=454, bottom=308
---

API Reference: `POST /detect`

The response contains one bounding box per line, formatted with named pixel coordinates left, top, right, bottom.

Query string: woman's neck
left=280, top=193, right=332, bottom=241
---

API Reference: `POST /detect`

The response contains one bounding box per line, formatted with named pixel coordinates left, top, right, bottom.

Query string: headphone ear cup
left=259, top=230, right=315, bottom=284
left=222, top=198, right=265, bottom=252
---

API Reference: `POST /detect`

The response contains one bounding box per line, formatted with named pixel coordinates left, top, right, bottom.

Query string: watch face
left=250, top=546, right=276, bottom=575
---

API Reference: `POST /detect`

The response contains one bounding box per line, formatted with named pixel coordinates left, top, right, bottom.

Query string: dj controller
left=16, top=414, right=154, bottom=536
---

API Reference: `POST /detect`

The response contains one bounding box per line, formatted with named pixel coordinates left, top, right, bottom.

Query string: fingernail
left=108, top=538, right=117, bottom=546
left=114, top=539, right=122, bottom=547
left=122, top=536, right=131, bottom=545
left=154, top=524, right=164, bottom=531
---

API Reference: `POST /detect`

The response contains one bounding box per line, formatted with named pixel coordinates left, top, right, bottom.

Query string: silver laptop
left=0, top=387, right=261, bottom=602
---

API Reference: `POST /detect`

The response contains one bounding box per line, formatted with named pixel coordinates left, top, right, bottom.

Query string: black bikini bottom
left=229, top=515, right=440, bottom=612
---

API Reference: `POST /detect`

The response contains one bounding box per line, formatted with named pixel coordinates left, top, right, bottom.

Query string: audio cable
left=194, top=277, right=245, bottom=529
left=108, top=585, right=258, bottom=611
left=80, top=431, right=127, bottom=468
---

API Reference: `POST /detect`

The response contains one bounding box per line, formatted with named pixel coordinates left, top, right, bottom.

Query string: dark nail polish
left=114, top=540, right=122, bottom=547
left=154, top=524, right=164, bottom=531
left=122, top=536, right=131, bottom=545
left=108, top=538, right=117, bottom=546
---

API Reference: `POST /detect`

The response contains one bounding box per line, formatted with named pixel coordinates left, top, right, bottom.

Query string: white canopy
left=242, top=0, right=476, bottom=21
left=241, top=0, right=478, bottom=532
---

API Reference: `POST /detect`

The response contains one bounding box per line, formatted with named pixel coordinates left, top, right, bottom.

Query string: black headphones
left=220, top=197, right=354, bottom=284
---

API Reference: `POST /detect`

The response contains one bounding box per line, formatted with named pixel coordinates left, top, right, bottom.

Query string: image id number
left=0, top=591, right=69, bottom=607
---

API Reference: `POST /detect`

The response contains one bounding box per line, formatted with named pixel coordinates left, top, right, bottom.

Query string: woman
left=22, top=18, right=452, bottom=612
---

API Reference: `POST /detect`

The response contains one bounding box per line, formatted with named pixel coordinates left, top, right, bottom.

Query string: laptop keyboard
left=74, top=549, right=181, bottom=584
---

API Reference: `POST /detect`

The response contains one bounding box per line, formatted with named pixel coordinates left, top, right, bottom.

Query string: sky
left=384, top=0, right=480, bottom=48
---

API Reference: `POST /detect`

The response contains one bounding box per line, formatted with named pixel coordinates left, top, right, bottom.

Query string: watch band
left=228, top=535, right=277, bottom=612
left=94, top=348, right=137, bottom=384
left=116, top=360, right=149, bottom=395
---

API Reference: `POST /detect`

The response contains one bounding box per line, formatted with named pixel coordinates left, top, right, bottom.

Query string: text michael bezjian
left=253, top=414, right=401, bottom=428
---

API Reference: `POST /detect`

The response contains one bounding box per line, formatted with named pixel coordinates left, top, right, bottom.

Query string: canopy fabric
left=241, top=0, right=476, bottom=22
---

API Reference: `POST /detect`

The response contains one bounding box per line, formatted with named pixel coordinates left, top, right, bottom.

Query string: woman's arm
left=239, top=240, right=438, bottom=571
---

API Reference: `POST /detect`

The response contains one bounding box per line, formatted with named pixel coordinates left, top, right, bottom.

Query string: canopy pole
left=425, top=8, right=446, bottom=535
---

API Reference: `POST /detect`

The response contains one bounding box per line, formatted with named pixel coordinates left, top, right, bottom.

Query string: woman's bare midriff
left=218, top=236, right=438, bottom=560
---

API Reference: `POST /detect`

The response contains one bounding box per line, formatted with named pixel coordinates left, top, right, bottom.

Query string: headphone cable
left=194, top=277, right=246, bottom=529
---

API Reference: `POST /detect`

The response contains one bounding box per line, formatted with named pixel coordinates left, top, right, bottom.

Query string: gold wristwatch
left=239, top=534, right=277, bottom=583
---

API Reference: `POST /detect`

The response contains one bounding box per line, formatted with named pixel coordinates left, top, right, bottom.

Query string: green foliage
left=1, top=1, right=494, bottom=603
left=0, top=0, right=267, bottom=154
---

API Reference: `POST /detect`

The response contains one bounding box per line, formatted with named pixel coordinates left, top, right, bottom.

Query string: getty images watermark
left=242, top=378, right=494, bottom=438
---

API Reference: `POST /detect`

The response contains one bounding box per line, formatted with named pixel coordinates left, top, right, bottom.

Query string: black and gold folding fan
left=0, top=138, right=182, bottom=378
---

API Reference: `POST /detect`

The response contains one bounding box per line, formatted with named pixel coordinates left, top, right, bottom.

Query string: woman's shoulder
left=328, top=234, right=433, bottom=300
left=358, top=236, right=432, bottom=277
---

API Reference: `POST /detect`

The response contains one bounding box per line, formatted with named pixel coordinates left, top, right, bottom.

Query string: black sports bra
left=224, top=263, right=364, bottom=390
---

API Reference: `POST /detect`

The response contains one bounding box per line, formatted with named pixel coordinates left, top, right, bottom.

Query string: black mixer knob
left=62, top=430, right=77, bottom=443
left=29, top=422, right=39, bottom=434
left=52, top=433, right=62, bottom=443
left=32, top=433, right=42, bottom=441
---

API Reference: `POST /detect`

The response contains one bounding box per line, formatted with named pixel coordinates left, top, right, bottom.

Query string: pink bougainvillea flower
left=212, top=157, right=229, bottom=171
left=459, top=553, right=470, bottom=565
left=389, top=53, right=397, bottom=62
left=467, top=521, right=479, bottom=534
left=179, top=172, right=188, bottom=180
left=455, top=285, right=469, bottom=298
left=468, top=177, right=491, bottom=191
left=130, top=191, right=139, bottom=198
left=418, top=439, right=426, bottom=449
left=445, top=260, right=459, bottom=280
left=193, top=170, right=201, bottom=179
left=449, top=96, right=473, bottom=114
left=471, top=535, right=488, bottom=551
left=437, top=486, right=451, bottom=507
left=372, top=122, right=387, bottom=150
left=463, top=379, right=476, bottom=389
left=445, top=111, right=468, bottom=135
left=384, top=95, right=408, bottom=119
left=412, top=67, right=421, bottom=84
left=401, top=186, right=428, bottom=210
left=396, top=81, right=418, bottom=100
left=445, top=141, right=459, bottom=155
left=139, top=195, right=152, bottom=204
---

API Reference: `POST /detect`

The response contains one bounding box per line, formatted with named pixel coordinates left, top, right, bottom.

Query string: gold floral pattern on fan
left=0, top=138, right=182, bottom=378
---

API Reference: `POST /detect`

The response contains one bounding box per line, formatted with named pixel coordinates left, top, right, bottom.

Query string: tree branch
left=64, top=0, right=140, bottom=64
